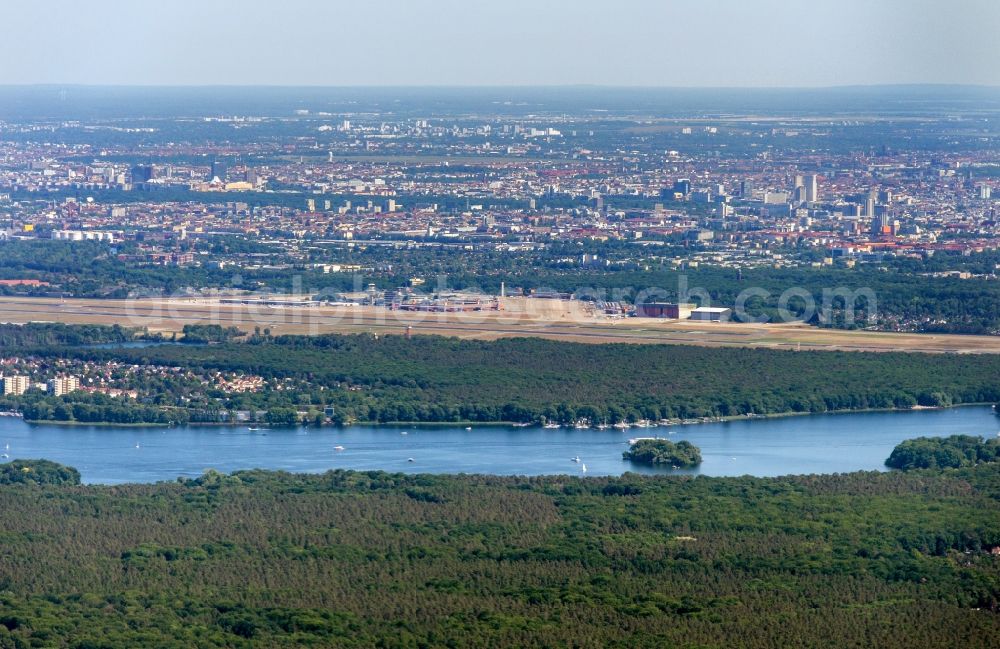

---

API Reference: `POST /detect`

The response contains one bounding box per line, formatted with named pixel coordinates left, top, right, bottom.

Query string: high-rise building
left=2, top=375, right=30, bottom=395
left=871, top=214, right=892, bottom=237
left=980, top=185, right=992, bottom=200
left=209, top=160, right=228, bottom=182
left=844, top=203, right=862, bottom=217
left=131, top=165, right=154, bottom=183
left=740, top=180, right=753, bottom=199
left=47, top=376, right=80, bottom=397
left=673, top=179, right=691, bottom=197
left=804, top=175, right=818, bottom=202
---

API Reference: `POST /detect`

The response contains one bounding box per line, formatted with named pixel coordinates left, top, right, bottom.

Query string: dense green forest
left=0, top=322, right=140, bottom=347
left=887, top=435, right=1000, bottom=470
left=180, top=324, right=244, bottom=344
left=624, top=439, right=702, bottom=467
left=0, top=459, right=80, bottom=486
left=0, top=464, right=996, bottom=647
left=65, top=334, right=1000, bottom=424
left=12, top=391, right=181, bottom=425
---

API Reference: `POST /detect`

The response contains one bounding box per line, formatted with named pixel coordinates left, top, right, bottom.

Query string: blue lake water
left=0, top=406, right=996, bottom=484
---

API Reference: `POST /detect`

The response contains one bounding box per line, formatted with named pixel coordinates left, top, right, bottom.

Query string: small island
left=623, top=439, right=702, bottom=467
left=885, top=435, right=1000, bottom=471
left=0, top=459, right=81, bottom=486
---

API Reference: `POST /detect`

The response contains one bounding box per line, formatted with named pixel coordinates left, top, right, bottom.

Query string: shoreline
left=23, top=419, right=169, bottom=428
left=16, top=402, right=994, bottom=430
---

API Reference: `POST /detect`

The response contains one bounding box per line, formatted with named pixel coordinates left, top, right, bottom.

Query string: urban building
left=2, top=376, right=30, bottom=395
left=209, top=160, right=228, bottom=182
left=47, top=376, right=80, bottom=396
left=634, top=302, right=695, bottom=319
left=689, top=307, right=732, bottom=322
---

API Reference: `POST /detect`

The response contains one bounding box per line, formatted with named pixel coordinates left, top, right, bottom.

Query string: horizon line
left=1, top=82, right=998, bottom=91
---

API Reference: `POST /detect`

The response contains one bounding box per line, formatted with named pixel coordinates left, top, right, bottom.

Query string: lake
left=0, top=406, right=996, bottom=484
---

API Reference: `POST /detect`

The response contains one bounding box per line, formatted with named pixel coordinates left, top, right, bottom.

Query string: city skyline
left=3, top=0, right=998, bottom=88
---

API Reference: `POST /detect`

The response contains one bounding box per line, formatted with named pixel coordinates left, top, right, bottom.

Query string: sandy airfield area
left=1, top=295, right=999, bottom=354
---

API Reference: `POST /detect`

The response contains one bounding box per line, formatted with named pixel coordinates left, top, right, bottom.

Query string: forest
left=0, top=322, right=139, bottom=347
left=0, top=459, right=80, bottom=486
left=886, top=435, right=1000, bottom=470
left=0, top=463, right=996, bottom=647
left=623, top=439, right=702, bottom=467
left=4, top=331, right=1000, bottom=425
left=69, top=333, right=1000, bottom=423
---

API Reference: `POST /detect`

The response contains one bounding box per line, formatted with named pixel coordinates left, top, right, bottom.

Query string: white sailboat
left=581, top=463, right=588, bottom=473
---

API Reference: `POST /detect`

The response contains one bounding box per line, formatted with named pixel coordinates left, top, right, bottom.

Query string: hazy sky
left=3, top=0, right=998, bottom=87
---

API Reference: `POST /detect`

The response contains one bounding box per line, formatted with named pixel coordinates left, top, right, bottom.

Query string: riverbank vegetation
left=0, top=464, right=996, bottom=647
left=623, top=439, right=702, bottom=467
left=886, top=435, right=1000, bottom=470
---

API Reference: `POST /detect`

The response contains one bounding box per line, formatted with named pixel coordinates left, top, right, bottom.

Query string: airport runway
left=0, top=296, right=998, bottom=354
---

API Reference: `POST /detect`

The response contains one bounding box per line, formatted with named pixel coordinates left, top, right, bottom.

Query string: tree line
left=0, top=463, right=996, bottom=647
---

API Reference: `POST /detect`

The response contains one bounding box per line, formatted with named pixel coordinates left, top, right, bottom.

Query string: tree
left=886, top=435, right=1000, bottom=470
left=0, top=459, right=80, bottom=485
left=265, top=407, right=299, bottom=426
left=623, top=439, right=702, bottom=467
